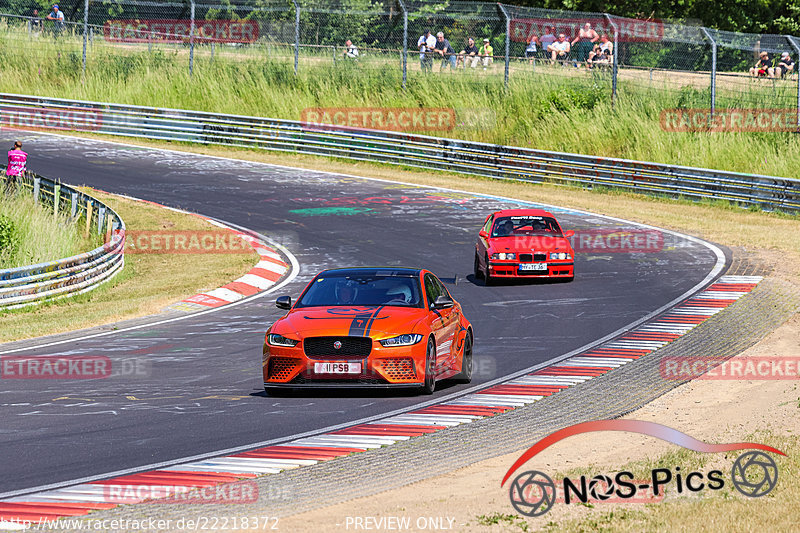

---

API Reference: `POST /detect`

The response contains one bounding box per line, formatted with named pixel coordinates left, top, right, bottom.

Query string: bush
left=0, top=214, right=21, bottom=264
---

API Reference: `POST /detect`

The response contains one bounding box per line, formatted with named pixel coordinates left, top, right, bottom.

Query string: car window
left=297, top=273, right=423, bottom=308
left=424, top=274, right=442, bottom=307
left=433, top=276, right=451, bottom=299
left=483, top=216, right=493, bottom=233
left=491, top=216, right=562, bottom=237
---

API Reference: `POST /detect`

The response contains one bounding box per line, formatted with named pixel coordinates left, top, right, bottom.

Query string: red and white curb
left=87, top=190, right=291, bottom=313
left=171, top=225, right=289, bottom=311
left=0, top=275, right=762, bottom=526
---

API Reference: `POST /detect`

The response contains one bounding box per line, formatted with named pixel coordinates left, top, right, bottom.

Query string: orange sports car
left=263, top=267, right=473, bottom=394
left=474, top=208, right=575, bottom=284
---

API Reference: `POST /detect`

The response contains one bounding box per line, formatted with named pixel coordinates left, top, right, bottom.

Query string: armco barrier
left=1, top=93, right=798, bottom=213
left=0, top=170, right=125, bottom=308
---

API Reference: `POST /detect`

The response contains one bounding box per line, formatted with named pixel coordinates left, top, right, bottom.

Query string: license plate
left=314, top=362, right=361, bottom=374
left=519, top=263, right=548, bottom=271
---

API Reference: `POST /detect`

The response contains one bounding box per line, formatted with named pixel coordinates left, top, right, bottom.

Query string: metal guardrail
left=0, top=169, right=125, bottom=308
left=1, top=92, right=798, bottom=213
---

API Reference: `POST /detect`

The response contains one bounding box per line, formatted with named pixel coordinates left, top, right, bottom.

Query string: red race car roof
left=490, top=208, right=556, bottom=219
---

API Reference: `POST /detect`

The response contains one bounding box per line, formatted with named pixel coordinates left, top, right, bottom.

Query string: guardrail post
left=33, top=177, right=40, bottom=203
left=604, top=14, right=619, bottom=108
left=85, top=199, right=93, bottom=237
left=71, top=191, right=78, bottom=218
left=701, top=27, right=717, bottom=118
left=81, top=0, right=88, bottom=79
left=105, top=214, right=113, bottom=243
left=189, top=0, right=196, bottom=76
left=497, top=3, right=511, bottom=89
left=97, top=205, right=106, bottom=234
left=53, top=183, right=61, bottom=217
left=291, top=0, right=299, bottom=76
left=787, top=36, right=800, bottom=130
left=398, top=0, right=408, bottom=89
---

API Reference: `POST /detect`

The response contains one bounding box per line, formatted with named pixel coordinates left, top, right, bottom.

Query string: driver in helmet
left=385, top=283, right=412, bottom=305
left=497, top=219, right=515, bottom=236
left=335, top=280, right=358, bottom=305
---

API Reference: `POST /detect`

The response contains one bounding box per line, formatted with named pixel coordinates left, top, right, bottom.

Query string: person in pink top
left=6, top=141, right=27, bottom=192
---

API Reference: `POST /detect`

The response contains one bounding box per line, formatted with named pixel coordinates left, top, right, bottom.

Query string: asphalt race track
left=0, top=132, right=724, bottom=496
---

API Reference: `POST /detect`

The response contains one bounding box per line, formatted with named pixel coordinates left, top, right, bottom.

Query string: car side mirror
left=275, top=296, right=292, bottom=310
left=431, top=295, right=454, bottom=310
left=478, top=230, right=488, bottom=238
left=564, top=230, right=575, bottom=238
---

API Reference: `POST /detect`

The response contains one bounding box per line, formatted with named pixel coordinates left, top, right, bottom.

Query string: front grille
left=268, top=357, right=300, bottom=380
left=519, top=253, right=547, bottom=262
left=378, top=358, right=416, bottom=380
left=304, top=336, right=372, bottom=359
left=291, top=375, right=386, bottom=385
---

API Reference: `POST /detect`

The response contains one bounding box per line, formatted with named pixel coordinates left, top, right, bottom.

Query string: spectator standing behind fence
left=525, top=32, right=539, bottom=63
left=587, top=34, right=613, bottom=68
left=479, top=38, right=493, bottom=70
left=571, top=23, right=598, bottom=68
left=749, top=51, right=771, bottom=77
left=343, top=39, right=359, bottom=60
left=770, top=52, right=794, bottom=78
left=31, top=8, right=42, bottom=33
left=458, top=37, right=480, bottom=69
left=434, top=32, right=457, bottom=71
left=539, top=26, right=556, bottom=57
left=5, top=141, right=27, bottom=193
left=418, top=30, right=435, bottom=73
left=46, top=4, right=64, bottom=36
left=548, top=33, right=570, bottom=65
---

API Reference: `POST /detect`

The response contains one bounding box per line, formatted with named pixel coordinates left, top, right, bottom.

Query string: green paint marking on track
left=289, top=207, right=374, bottom=217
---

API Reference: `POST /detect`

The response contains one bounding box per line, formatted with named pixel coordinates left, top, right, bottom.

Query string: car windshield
left=296, top=272, right=423, bottom=308
left=491, top=216, right=563, bottom=237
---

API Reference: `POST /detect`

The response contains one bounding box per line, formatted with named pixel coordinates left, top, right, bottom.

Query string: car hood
left=488, top=235, right=574, bottom=253
left=271, top=306, right=427, bottom=339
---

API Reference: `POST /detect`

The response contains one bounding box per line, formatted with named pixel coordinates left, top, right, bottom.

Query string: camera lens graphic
left=731, top=451, right=778, bottom=497
left=587, top=474, right=615, bottom=501
left=508, top=470, right=556, bottom=517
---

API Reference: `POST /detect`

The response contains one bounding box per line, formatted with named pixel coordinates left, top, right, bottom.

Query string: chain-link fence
left=0, top=1, right=799, bottom=123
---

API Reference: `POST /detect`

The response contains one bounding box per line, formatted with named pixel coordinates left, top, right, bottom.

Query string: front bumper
left=488, top=261, right=574, bottom=278
left=263, top=381, right=422, bottom=389
left=263, top=341, right=426, bottom=386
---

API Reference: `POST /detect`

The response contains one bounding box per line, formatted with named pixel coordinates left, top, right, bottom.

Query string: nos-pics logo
left=502, top=420, right=783, bottom=517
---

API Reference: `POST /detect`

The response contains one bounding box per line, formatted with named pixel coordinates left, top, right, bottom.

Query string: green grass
left=0, top=24, right=798, bottom=179
left=0, top=187, right=99, bottom=269
left=0, top=189, right=258, bottom=341
left=540, top=432, right=799, bottom=533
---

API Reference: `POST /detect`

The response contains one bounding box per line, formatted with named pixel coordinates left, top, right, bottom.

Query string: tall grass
left=0, top=27, right=798, bottom=178
left=0, top=189, right=98, bottom=269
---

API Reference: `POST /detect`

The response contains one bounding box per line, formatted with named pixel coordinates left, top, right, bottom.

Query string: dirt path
left=273, top=313, right=799, bottom=532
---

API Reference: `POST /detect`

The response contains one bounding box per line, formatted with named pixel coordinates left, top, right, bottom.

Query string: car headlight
left=491, top=252, right=516, bottom=260
left=379, top=334, right=423, bottom=347
left=549, top=252, right=571, bottom=260
left=267, top=333, right=299, bottom=347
